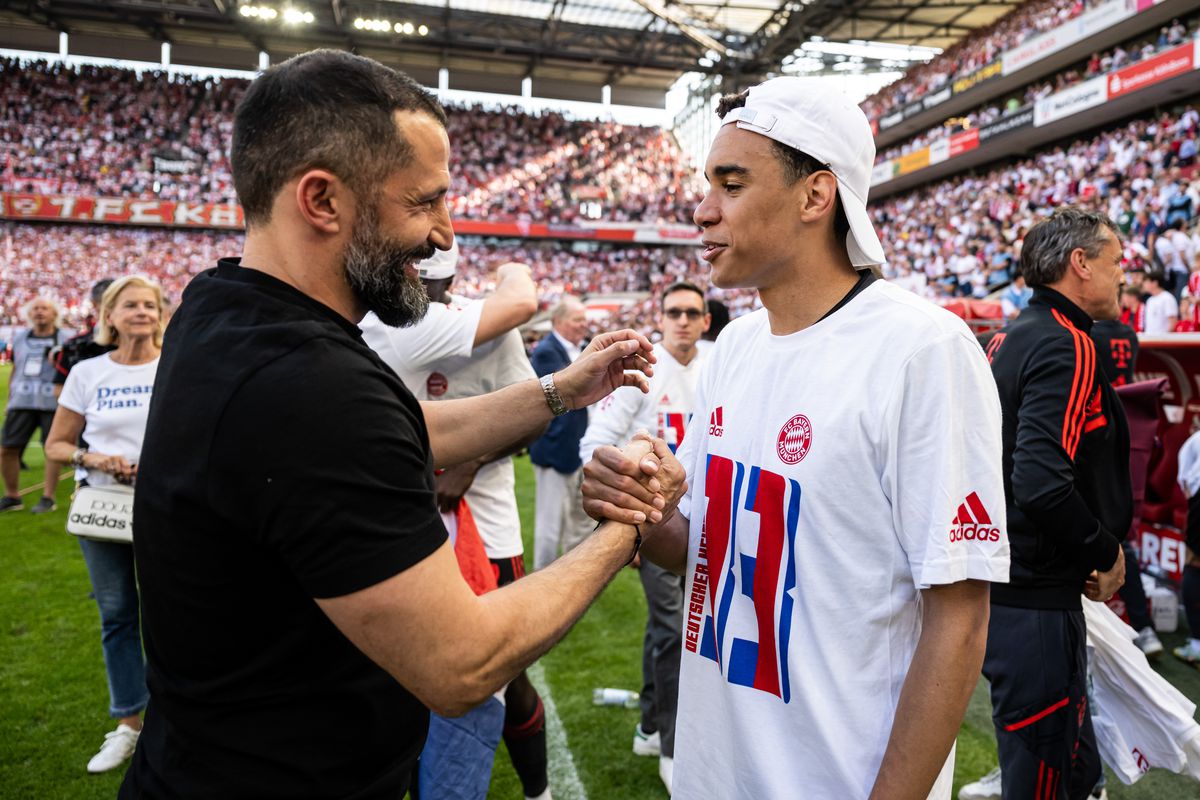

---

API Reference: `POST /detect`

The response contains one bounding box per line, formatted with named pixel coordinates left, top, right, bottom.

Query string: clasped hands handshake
left=581, top=431, right=688, bottom=537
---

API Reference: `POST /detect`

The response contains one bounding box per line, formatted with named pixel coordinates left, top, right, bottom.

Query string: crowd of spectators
left=860, top=0, right=1103, bottom=123
left=877, top=15, right=1199, bottom=164
left=875, top=107, right=1200, bottom=308
left=0, top=223, right=754, bottom=336
left=2, top=57, right=699, bottom=225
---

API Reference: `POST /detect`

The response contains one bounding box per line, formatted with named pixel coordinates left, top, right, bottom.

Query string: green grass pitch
left=2, top=361, right=1199, bottom=798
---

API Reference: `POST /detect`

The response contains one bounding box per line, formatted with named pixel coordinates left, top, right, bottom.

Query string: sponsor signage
left=902, top=101, right=923, bottom=120
left=879, top=110, right=904, bottom=130
left=1107, top=42, right=1196, bottom=100
left=1135, top=522, right=1187, bottom=584
left=979, top=105, right=1034, bottom=142
left=1002, top=0, right=1135, bottom=76
left=928, top=137, right=950, bottom=165
left=1, top=193, right=244, bottom=229
left=949, top=128, right=980, bottom=158
left=1034, top=76, right=1108, bottom=126
left=952, top=61, right=1002, bottom=94
left=870, top=159, right=897, bottom=186
left=153, top=157, right=194, bottom=174
left=921, top=87, right=951, bottom=110
left=896, top=148, right=930, bottom=176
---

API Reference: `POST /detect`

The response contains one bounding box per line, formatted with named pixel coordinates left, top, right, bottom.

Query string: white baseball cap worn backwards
left=719, top=76, right=887, bottom=268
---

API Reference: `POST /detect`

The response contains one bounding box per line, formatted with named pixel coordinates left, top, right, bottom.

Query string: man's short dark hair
left=1144, top=271, right=1166, bottom=287
left=704, top=299, right=730, bottom=341
left=1020, top=206, right=1120, bottom=287
left=715, top=90, right=850, bottom=242
left=661, top=281, right=707, bottom=312
left=232, top=49, right=448, bottom=226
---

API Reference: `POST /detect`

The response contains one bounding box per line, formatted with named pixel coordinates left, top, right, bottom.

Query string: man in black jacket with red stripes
left=984, top=207, right=1131, bottom=800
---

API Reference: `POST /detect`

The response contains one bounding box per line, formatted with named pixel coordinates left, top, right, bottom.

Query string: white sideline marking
left=527, top=661, right=589, bottom=800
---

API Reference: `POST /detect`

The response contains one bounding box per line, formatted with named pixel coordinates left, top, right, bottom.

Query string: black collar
left=216, top=258, right=364, bottom=339
left=1029, top=287, right=1093, bottom=333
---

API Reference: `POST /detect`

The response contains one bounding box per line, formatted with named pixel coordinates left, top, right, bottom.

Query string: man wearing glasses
left=579, top=281, right=709, bottom=793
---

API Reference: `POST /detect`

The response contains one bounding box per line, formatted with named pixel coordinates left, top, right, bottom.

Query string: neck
left=242, top=230, right=362, bottom=323
left=554, top=328, right=575, bottom=345
left=759, top=250, right=860, bottom=336
left=664, top=341, right=696, bottom=366
left=111, top=336, right=159, bottom=365
left=31, top=323, right=55, bottom=337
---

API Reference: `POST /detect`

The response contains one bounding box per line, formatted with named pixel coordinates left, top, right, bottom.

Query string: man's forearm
left=424, top=379, right=552, bottom=468
left=869, top=580, right=990, bottom=800
left=638, top=511, right=690, bottom=575
left=454, top=521, right=639, bottom=712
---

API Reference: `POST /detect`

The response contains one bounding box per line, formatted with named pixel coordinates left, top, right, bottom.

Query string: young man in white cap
left=580, top=77, right=1010, bottom=799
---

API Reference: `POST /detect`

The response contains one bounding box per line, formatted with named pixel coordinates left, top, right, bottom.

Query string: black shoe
left=29, top=497, right=56, bottom=514
left=0, top=496, right=23, bottom=512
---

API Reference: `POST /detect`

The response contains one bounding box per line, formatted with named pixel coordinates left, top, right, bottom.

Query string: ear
left=798, top=171, right=840, bottom=228
left=293, top=169, right=344, bottom=235
left=701, top=313, right=712, bottom=334
left=1067, top=246, right=1091, bottom=281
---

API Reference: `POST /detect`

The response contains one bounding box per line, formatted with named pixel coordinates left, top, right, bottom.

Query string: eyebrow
left=704, top=164, right=751, bottom=183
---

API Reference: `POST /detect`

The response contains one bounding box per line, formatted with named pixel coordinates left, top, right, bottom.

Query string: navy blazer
left=528, top=333, right=588, bottom=473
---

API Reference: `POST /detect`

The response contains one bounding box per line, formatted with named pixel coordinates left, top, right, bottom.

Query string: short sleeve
left=57, top=360, right=91, bottom=415
left=881, top=332, right=1010, bottom=588
left=211, top=339, right=447, bottom=599
left=672, top=367, right=710, bottom=524
left=397, top=301, right=484, bottom=370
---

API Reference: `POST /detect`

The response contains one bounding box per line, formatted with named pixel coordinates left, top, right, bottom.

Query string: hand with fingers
left=582, top=432, right=687, bottom=529
left=553, top=329, right=657, bottom=410
left=1084, top=545, right=1125, bottom=602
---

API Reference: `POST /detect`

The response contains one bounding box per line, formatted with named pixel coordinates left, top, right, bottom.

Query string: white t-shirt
left=579, top=343, right=703, bottom=463
left=359, top=302, right=485, bottom=399
left=435, top=319, right=537, bottom=559
left=670, top=280, right=1009, bottom=800
left=1178, top=430, right=1200, bottom=498
left=58, top=353, right=160, bottom=487
left=1144, top=292, right=1179, bottom=334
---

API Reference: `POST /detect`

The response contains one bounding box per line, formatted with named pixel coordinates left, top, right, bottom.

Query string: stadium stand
left=861, top=0, right=1109, bottom=123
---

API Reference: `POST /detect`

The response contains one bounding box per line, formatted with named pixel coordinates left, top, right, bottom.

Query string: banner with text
left=1, top=193, right=705, bottom=244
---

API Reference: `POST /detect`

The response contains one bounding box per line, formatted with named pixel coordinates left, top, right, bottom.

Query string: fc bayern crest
left=776, top=414, right=812, bottom=464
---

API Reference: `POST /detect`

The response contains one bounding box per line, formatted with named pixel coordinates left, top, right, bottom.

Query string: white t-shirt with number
left=670, top=279, right=1009, bottom=800
left=579, top=343, right=703, bottom=463
left=58, top=353, right=159, bottom=488
left=435, top=319, right=537, bottom=559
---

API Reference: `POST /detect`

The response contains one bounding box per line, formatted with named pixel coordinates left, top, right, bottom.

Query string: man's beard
left=343, top=203, right=434, bottom=327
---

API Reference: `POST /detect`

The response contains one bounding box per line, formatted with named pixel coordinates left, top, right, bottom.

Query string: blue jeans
left=78, top=538, right=148, bottom=718
left=417, top=697, right=505, bottom=800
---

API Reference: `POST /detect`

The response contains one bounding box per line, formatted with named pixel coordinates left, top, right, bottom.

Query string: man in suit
left=530, top=296, right=592, bottom=570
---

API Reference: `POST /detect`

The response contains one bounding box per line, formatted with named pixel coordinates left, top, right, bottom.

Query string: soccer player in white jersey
left=579, top=281, right=709, bottom=792
left=581, top=76, right=1011, bottom=799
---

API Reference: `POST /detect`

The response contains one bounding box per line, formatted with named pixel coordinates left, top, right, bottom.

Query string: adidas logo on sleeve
left=949, top=492, right=1002, bottom=543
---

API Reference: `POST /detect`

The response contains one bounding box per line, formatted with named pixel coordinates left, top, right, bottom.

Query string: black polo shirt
left=122, top=259, right=447, bottom=799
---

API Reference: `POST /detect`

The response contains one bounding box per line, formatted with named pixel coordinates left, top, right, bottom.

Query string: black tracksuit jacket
left=985, top=287, right=1132, bottom=610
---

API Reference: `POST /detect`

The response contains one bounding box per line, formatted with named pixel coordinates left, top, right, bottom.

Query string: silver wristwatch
left=540, top=373, right=569, bottom=416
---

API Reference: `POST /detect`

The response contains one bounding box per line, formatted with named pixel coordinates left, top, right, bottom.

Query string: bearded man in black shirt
left=121, top=50, right=678, bottom=800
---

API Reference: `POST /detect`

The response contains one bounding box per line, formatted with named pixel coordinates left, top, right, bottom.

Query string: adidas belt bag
left=66, top=485, right=134, bottom=544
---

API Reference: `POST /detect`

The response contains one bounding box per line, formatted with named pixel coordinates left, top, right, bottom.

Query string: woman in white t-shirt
left=44, top=275, right=164, bottom=774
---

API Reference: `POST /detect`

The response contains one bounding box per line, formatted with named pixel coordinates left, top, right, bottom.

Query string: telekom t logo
left=690, top=453, right=801, bottom=702
left=1110, top=338, right=1132, bottom=368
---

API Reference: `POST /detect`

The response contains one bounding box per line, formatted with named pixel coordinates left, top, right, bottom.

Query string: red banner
left=2, top=193, right=244, bottom=229
left=1107, top=42, right=1195, bottom=100
left=949, top=128, right=980, bottom=158
left=0, top=192, right=704, bottom=244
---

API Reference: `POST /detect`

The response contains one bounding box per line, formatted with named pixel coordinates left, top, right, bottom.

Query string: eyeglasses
left=664, top=308, right=705, bottom=320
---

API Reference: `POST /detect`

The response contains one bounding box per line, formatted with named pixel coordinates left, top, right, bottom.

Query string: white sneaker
left=633, top=724, right=661, bottom=757
left=86, top=723, right=140, bottom=773
left=1175, top=639, right=1200, bottom=665
left=659, top=755, right=673, bottom=796
left=1134, top=626, right=1163, bottom=658
left=958, top=766, right=1001, bottom=800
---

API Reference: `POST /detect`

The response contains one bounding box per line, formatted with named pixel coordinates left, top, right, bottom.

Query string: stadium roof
left=1, top=0, right=1023, bottom=106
